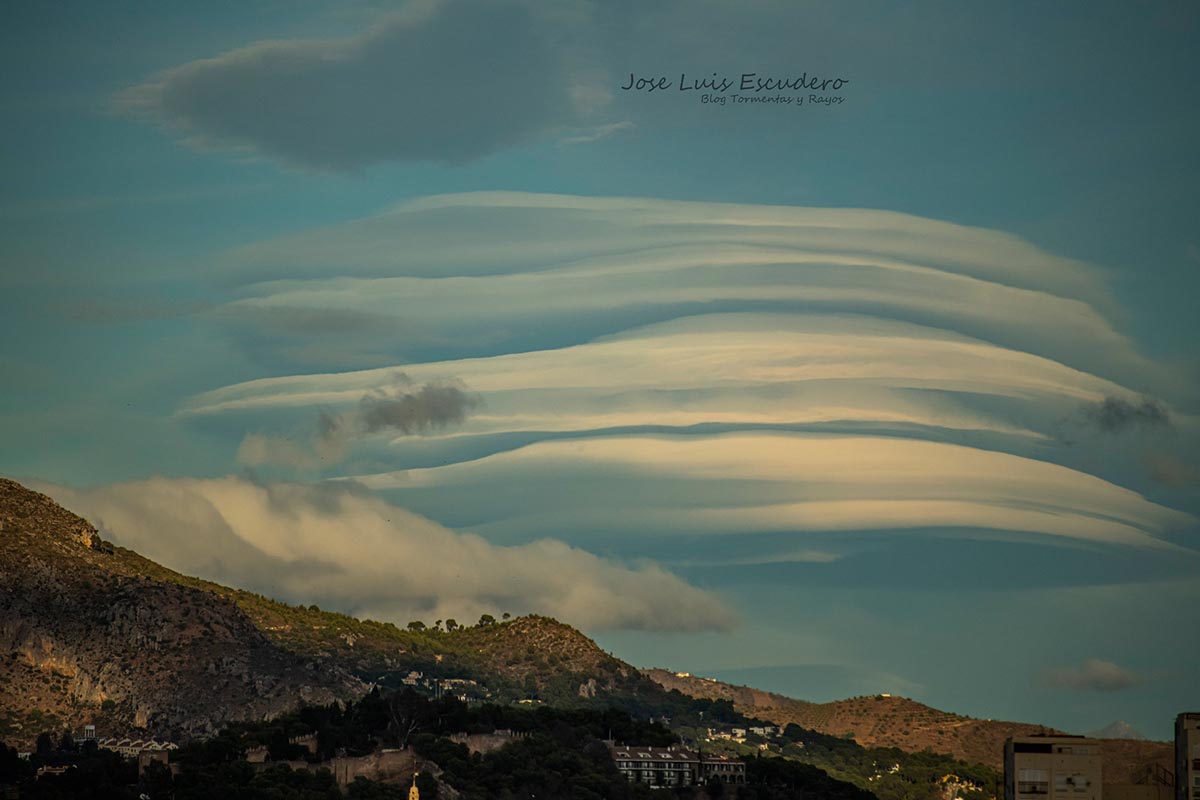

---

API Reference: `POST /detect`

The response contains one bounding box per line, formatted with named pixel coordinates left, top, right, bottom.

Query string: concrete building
left=606, top=743, right=746, bottom=788
left=1178, top=713, right=1200, bottom=800
left=1005, top=735, right=1103, bottom=800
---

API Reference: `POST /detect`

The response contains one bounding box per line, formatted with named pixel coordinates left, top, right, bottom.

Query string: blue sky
left=2, top=1, right=1198, bottom=740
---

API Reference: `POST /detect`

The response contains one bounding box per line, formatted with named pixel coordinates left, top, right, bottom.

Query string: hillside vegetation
left=643, top=670, right=1173, bottom=778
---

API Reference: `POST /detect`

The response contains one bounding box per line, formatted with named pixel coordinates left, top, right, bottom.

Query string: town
left=1, top=698, right=1195, bottom=800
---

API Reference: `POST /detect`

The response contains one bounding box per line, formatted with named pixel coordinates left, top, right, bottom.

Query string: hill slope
left=643, top=669, right=1173, bottom=779
left=0, top=478, right=364, bottom=745
left=0, top=478, right=663, bottom=746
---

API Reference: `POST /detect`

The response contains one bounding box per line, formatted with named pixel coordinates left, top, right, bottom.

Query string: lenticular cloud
left=172, top=193, right=1196, bottom=597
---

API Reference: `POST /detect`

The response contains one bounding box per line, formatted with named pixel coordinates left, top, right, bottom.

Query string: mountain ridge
left=641, top=670, right=1173, bottom=777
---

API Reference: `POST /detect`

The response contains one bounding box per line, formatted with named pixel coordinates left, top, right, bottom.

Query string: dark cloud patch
left=359, top=381, right=480, bottom=434
left=1081, top=395, right=1171, bottom=433
left=1042, top=659, right=1145, bottom=692
left=238, top=373, right=481, bottom=471
left=117, top=0, right=583, bottom=170
left=316, top=410, right=341, bottom=440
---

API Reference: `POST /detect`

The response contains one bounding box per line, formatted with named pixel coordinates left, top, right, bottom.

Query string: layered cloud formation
left=49, top=192, right=1196, bottom=632
left=183, top=194, right=1195, bottom=553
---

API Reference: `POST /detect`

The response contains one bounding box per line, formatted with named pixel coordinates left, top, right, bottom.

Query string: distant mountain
left=1088, top=720, right=1147, bottom=740
left=643, top=669, right=1173, bottom=779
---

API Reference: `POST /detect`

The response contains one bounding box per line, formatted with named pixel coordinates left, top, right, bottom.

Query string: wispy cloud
left=38, top=476, right=736, bottom=633
left=558, top=120, right=635, bottom=146
left=1042, top=659, right=1146, bottom=692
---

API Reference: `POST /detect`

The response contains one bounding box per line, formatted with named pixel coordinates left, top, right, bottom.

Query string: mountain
left=1088, top=720, right=1147, bottom=740
left=642, top=670, right=1173, bottom=779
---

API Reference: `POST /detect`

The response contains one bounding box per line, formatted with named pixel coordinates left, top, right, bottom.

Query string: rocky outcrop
left=0, top=478, right=366, bottom=746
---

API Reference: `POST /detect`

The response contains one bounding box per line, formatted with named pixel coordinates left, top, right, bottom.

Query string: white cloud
left=167, top=194, right=1196, bottom=572
left=38, top=476, right=736, bottom=633
left=210, top=192, right=1174, bottom=394
left=186, top=313, right=1131, bottom=443
left=348, top=432, right=1193, bottom=549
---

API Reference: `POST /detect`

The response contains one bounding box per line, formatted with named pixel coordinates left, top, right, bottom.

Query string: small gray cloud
left=1080, top=395, right=1171, bottom=433
left=118, top=0, right=591, bottom=170
left=1042, top=659, right=1145, bottom=692
left=237, top=373, right=481, bottom=470
left=359, top=380, right=479, bottom=434
left=1143, top=451, right=1200, bottom=488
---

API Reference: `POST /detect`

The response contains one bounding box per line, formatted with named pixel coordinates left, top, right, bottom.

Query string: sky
left=2, top=0, right=1198, bottom=741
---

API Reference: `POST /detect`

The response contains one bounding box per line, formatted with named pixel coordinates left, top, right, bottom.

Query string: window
left=1019, top=769, right=1049, bottom=796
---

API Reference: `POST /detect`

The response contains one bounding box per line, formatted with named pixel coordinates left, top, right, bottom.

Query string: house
left=96, top=737, right=179, bottom=759
left=748, top=725, right=780, bottom=737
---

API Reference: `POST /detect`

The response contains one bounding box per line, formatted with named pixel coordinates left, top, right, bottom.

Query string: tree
left=387, top=689, right=429, bottom=749
left=407, top=620, right=426, bottom=631
left=705, top=775, right=725, bottom=799
left=445, top=619, right=459, bottom=632
left=35, top=731, right=55, bottom=756
left=502, top=612, right=511, bottom=620
left=477, top=614, right=496, bottom=627
left=141, top=759, right=174, bottom=800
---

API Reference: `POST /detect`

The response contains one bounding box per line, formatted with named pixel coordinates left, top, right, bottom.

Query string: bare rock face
left=0, top=478, right=366, bottom=746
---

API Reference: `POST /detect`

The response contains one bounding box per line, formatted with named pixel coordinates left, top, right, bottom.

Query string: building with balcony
left=606, top=743, right=746, bottom=788
left=1005, top=735, right=1102, bottom=800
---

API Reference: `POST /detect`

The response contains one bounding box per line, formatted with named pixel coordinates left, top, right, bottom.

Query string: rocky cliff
left=0, top=478, right=364, bottom=745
